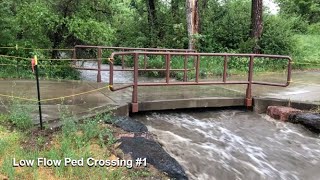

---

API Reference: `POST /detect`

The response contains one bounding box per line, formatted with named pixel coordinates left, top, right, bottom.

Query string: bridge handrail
left=73, top=46, right=196, bottom=82
left=108, top=52, right=292, bottom=112
left=74, top=45, right=196, bottom=52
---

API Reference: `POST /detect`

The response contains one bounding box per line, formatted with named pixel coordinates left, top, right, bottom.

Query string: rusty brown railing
left=108, top=52, right=292, bottom=113
left=73, top=45, right=196, bottom=82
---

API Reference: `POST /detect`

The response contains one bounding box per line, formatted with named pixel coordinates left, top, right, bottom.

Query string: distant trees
left=0, top=0, right=116, bottom=55
left=276, top=0, right=320, bottom=24
left=0, top=0, right=299, bottom=56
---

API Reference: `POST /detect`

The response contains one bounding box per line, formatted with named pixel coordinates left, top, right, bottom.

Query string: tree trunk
left=186, top=0, right=199, bottom=50
left=146, top=0, right=157, bottom=47
left=251, top=0, right=263, bottom=54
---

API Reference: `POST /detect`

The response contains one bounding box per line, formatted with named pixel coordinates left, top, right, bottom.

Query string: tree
left=251, top=0, right=263, bottom=53
left=146, top=0, right=158, bottom=47
left=276, top=0, right=320, bottom=24
left=186, top=0, right=199, bottom=50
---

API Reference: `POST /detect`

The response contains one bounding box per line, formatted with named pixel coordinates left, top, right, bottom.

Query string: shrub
left=307, top=23, right=320, bottom=35
left=8, top=101, right=34, bottom=130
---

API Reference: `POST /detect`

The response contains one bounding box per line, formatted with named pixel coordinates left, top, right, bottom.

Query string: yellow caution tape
left=0, top=85, right=113, bottom=103
left=292, top=81, right=320, bottom=87
left=0, top=46, right=74, bottom=51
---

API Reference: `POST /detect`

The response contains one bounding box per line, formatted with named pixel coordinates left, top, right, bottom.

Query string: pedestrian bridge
left=73, top=45, right=292, bottom=113
left=3, top=45, right=320, bottom=127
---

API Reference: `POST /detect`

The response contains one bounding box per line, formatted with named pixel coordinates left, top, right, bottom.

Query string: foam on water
left=134, top=110, right=320, bottom=180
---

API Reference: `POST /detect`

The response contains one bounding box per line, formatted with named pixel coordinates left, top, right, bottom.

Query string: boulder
left=267, top=106, right=302, bottom=121
left=119, top=137, right=188, bottom=180
left=113, top=117, right=148, bottom=132
left=288, top=113, right=320, bottom=133
left=116, top=132, right=155, bottom=141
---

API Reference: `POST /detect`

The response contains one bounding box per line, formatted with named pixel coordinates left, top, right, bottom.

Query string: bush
left=199, top=0, right=251, bottom=53
left=8, top=101, right=34, bottom=130
left=307, top=23, right=320, bottom=35
left=260, top=15, right=297, bottom=55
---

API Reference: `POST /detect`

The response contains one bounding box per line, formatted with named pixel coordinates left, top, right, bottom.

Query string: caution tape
left=292, top=62, right=320, bottom=65
left=0, top=54, right=110, bottom=61
left=0, top=85, right=113, bottom=102
left=0, top=45, right=74, bottom=51
left=292, top=81, right=320, bottom=87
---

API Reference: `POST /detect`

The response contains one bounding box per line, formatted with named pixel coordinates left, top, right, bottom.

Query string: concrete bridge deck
left=0, top=71, right=319, bottom=126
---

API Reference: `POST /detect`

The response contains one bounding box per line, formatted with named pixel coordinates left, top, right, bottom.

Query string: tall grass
left=0, top=104, right=157, bottom=179
left=293, top=34, right=320, bottom=69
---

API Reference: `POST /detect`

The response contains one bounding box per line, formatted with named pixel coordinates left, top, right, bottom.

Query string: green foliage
left=260, top=15, right=297, bottom=55
left=277, top=0, right=320, bottom=24
left=0, top=108, right=153, bottom=179
left=199, top=0, right=252, bottom=52
left=0, top=0, right=316, bottom=79
left=1, top=157, right=16, bottom=179
left=307, top=22, right=320, bottom=34
left=293, top=34, right=320, bottom=69
left=7, top=100, right=34, bottom=130
left=68, top=18, right=115, bottom=45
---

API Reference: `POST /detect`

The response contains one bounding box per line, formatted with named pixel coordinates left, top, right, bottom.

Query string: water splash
left=135, top=110, right=320, bottom=180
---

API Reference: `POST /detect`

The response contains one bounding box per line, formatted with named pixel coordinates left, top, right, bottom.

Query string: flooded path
left=79, top=62, right=320, bottom=104
left=133, top=109, right=320, bottom=180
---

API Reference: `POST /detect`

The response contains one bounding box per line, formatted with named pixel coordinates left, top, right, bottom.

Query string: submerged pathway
left=0, top=71, right=319, bottom=125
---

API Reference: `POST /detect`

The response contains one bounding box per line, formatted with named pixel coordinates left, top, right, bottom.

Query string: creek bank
left=112, top=117, right=188, bottom=180
left=267, top=106, right=320, bottom=133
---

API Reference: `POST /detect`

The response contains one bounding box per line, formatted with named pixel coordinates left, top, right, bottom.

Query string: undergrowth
left=0, top=102, right=157, bottom=179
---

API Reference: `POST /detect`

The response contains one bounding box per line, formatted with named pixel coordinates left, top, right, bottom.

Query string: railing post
left=246, top=55, right=254, bottom=107
left=166, top=54, right=171, bottom=84
left=287, top=58, right=292, bottom=86
left=195, top=55, right=200, bottom=83
left=144, top=52, right=147, bottom=70
left=223, top=56, right=228, bottom=83
left=109, top=57, right=114, bottom=88
left=121, top=48, right=125, bottom=69
left=72, top=47, right=77, bottom=66
left=132, top=53, right=139, bottom=112
left=184, top=51, right=188, bottom=82
left=16, top=58, right=19, bottom=77
left=97, top=48, right=102, bottom=82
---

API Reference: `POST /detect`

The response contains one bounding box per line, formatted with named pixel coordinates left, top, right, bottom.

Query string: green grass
left=293, top=34, right=320, bottom=69
left=0, top=102, right=161, bottom=179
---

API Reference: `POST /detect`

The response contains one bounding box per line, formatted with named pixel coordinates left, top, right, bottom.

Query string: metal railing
left=108, top=52, right=292, bottom=112
left=73, top=45, right=196, bottom=82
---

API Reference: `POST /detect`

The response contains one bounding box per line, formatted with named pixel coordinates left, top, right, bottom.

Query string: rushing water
left=78, top=61, right=133, bottom=83
left=78, top=62, right=320, bottom=179
left=78, top=61, right=174, bottom=83
left=133, top=109, right=320, bottom=180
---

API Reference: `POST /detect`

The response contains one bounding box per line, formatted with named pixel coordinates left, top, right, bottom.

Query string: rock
left=113, top=117, right=148, bottom=132
left=267, top=106, right=302, bottom=121
left=119, top=137, right=188, bottom=180
left=116, top=132, right=155, bottom=141
left=288, top=113, right=320, bottom=133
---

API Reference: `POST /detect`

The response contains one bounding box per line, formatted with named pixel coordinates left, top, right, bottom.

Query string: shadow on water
left=132, top=108, right=320, bottom=180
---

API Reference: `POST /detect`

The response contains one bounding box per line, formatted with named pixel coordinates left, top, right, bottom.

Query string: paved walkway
left=0, top=71, right=319, bottom=125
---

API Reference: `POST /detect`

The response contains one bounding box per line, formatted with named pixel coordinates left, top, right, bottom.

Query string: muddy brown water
left=132, top=110, right=320, bottom=180
left=77, top=63, right=320, bottom=179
